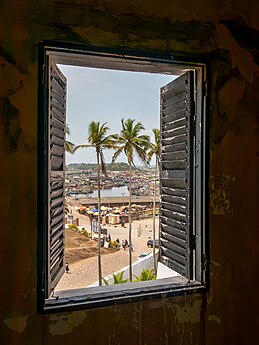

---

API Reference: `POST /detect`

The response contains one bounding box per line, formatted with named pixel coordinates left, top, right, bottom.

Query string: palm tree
left=148, top=128, right=160, bottom=276
left=74, top=121, right=115, bottom=286
left=112, top=118, right=150, bottom=281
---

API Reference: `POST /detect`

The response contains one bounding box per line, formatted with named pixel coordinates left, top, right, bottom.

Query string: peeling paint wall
left=0, top=1, right=259, bottom=344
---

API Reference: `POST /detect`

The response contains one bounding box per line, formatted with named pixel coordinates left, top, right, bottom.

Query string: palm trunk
left=128, top=163, right=132, bottom=281
left=152, top=157, right=158, bottom=275
left=97, top=151, right=102, bottom=286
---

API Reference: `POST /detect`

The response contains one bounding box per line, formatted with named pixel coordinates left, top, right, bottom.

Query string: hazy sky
left=58, top=65, right=175, bottom=165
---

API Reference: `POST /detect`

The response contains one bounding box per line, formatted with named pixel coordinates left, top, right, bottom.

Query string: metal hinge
left=42, top=64, right=46, bottom=85
left=203, top=80, right=207, bottom=96
left=202, top=254, right=207, bottom=272
left=190, top=115, right=196, bottom=136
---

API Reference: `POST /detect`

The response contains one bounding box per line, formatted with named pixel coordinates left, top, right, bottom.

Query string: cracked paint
left=49, top=311, right=87, bottom=335
left=216, top=22, right=259, bottom=83
left=4, top=311, right=28, bottom=333
left=210, top=174, right=235, bottom=215
left=208, top=315, right=221, bottom=324
left=167, top=298, right=201, bottom=324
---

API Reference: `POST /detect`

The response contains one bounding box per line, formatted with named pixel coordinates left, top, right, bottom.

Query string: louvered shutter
left=48, top=61, right=66, bottom=294
left=160, top=71, right=194, bottom=279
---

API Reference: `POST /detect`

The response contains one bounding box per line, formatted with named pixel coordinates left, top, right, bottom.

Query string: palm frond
left=65, top=140, right=75, bottom=154
left=112, top=146, right=124, bottom=163
left=73, top=144, right=92, bottom=153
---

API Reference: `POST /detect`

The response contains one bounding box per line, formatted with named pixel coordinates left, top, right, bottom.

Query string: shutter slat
left=162, top=126, right=187, bottom=139
left=160, top=237, right=187, bottom=256
left=50, top=70, right=66, bottom=88
left=160, top=200, right=186, bottom=214
left=162, top=142, right=186, bottom=153
left=162, top=91, right=187, bottom=108
left=162, top=117, right=186, bottom=131
left=161, top=214, right=187, bottom=230
left=51, top=156, right=63, bottom=171
left=50, top=176, right=64, bottom=189
left=51, top=205, right=63, bottom=218
left=161, top=134, right=187, bottom=145
left=50, top=196, right=64, bottom=210
left=51, top=134, right=64, bottom=147
left=51, top=144, right=64, bottom=157
left=160, top=213, right=186, bottom=230
left=51, top=115, right=65, bottom=132
left=161, top=196, right=186, bottom=206
left=160, top=177, right=186, bottom=189
left=161, top=186, right=187, bottom=197
left=51, top=107, right=65, bottom=124
left=162, top=108, right=186, bottom=121
left=51, top=78, right=66, bottom=98
left=51, top=126, right=65, bottom=140
left=161, top=231, right=187, bottom=249
left=161, top=150, right=187, bottom=161
left=162, top=160, right=187, bottom=170
left=51, top=221, right=63, bottom=238
left=160, top=71, right=194, bottom=279
left=160, top=256, right=187, bottom=277
left=51, top=188, right=63, bottom=200
left=51, top=87, right=66, bottom=105
left=161, top=223, right=187, bottom=241
left=51, top=212, right=64, bottom=229
left=160, top=247, right=186, bottom=267
left=51, top=97, right=66, bottom=115
left=50, top=243, right=65, bottom=269
left=161, top=82, right=186, bottom=101
left=162, top=100, right=187, bottom=114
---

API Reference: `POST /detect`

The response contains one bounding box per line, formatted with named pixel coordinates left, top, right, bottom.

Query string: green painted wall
left=0, top=1, right=259, bottom=344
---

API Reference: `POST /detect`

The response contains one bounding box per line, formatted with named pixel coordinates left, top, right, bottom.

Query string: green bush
left=80, top=229, right=90, bottom=237
left=134, top=268, right=156, bottom=281
left=68, top=224, right=79, bottom=231
left=102, top=271, right=128, bottom=285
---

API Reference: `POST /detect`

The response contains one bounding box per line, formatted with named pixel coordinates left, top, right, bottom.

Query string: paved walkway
left=56, top=248, right=139, bottom=290
left=56, top=214, right=159, bottom=291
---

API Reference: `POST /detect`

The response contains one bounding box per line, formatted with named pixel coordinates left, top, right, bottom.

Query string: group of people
left=118, top=239, right=133, bottom=251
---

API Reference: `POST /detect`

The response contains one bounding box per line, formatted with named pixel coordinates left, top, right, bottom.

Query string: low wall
left=88, top=252, right=156, bottom=287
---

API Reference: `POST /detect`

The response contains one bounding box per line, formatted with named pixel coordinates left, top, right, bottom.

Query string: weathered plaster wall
left=0, top=1, right=259, bottom=344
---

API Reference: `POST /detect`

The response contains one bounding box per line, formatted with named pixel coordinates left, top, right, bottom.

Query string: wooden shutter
left=160, top=71, right=194, bottom=279
left=48, top=61, right=66, bottom=294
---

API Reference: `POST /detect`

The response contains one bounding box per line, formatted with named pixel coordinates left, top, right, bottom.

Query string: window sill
left=42, top=277, right=205, bottom=313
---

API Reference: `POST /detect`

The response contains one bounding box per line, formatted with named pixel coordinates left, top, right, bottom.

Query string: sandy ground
left=64, top=228, right=117, bottom=264
left=56, top=213, right=159, bottom=291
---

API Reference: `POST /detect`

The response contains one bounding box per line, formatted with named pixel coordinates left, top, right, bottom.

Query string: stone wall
left=0, top=1, right=259, bottom=344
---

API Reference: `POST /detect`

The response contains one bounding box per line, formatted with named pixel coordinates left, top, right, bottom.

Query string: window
left=37, top=43, right=208, bottom=312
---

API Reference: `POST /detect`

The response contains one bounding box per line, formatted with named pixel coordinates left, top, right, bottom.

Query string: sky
left=58, top=64, right=175, bottom=165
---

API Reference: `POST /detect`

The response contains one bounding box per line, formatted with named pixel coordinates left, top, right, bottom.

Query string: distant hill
left=66, top=162, right=143, bottom=171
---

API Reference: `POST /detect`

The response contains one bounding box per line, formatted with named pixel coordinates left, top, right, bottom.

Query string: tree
left=112, top=118, right=150, bottom=281
left=74, top=121, right=115, bottom=286
left=148, top=128, right=160, bottom=276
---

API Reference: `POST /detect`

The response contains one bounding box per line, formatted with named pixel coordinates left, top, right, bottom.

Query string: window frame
left=37, top=42, right=210, bottom=313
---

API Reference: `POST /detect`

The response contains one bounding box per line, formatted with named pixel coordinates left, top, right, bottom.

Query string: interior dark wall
left=0, top=1, right=259, bottom=344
